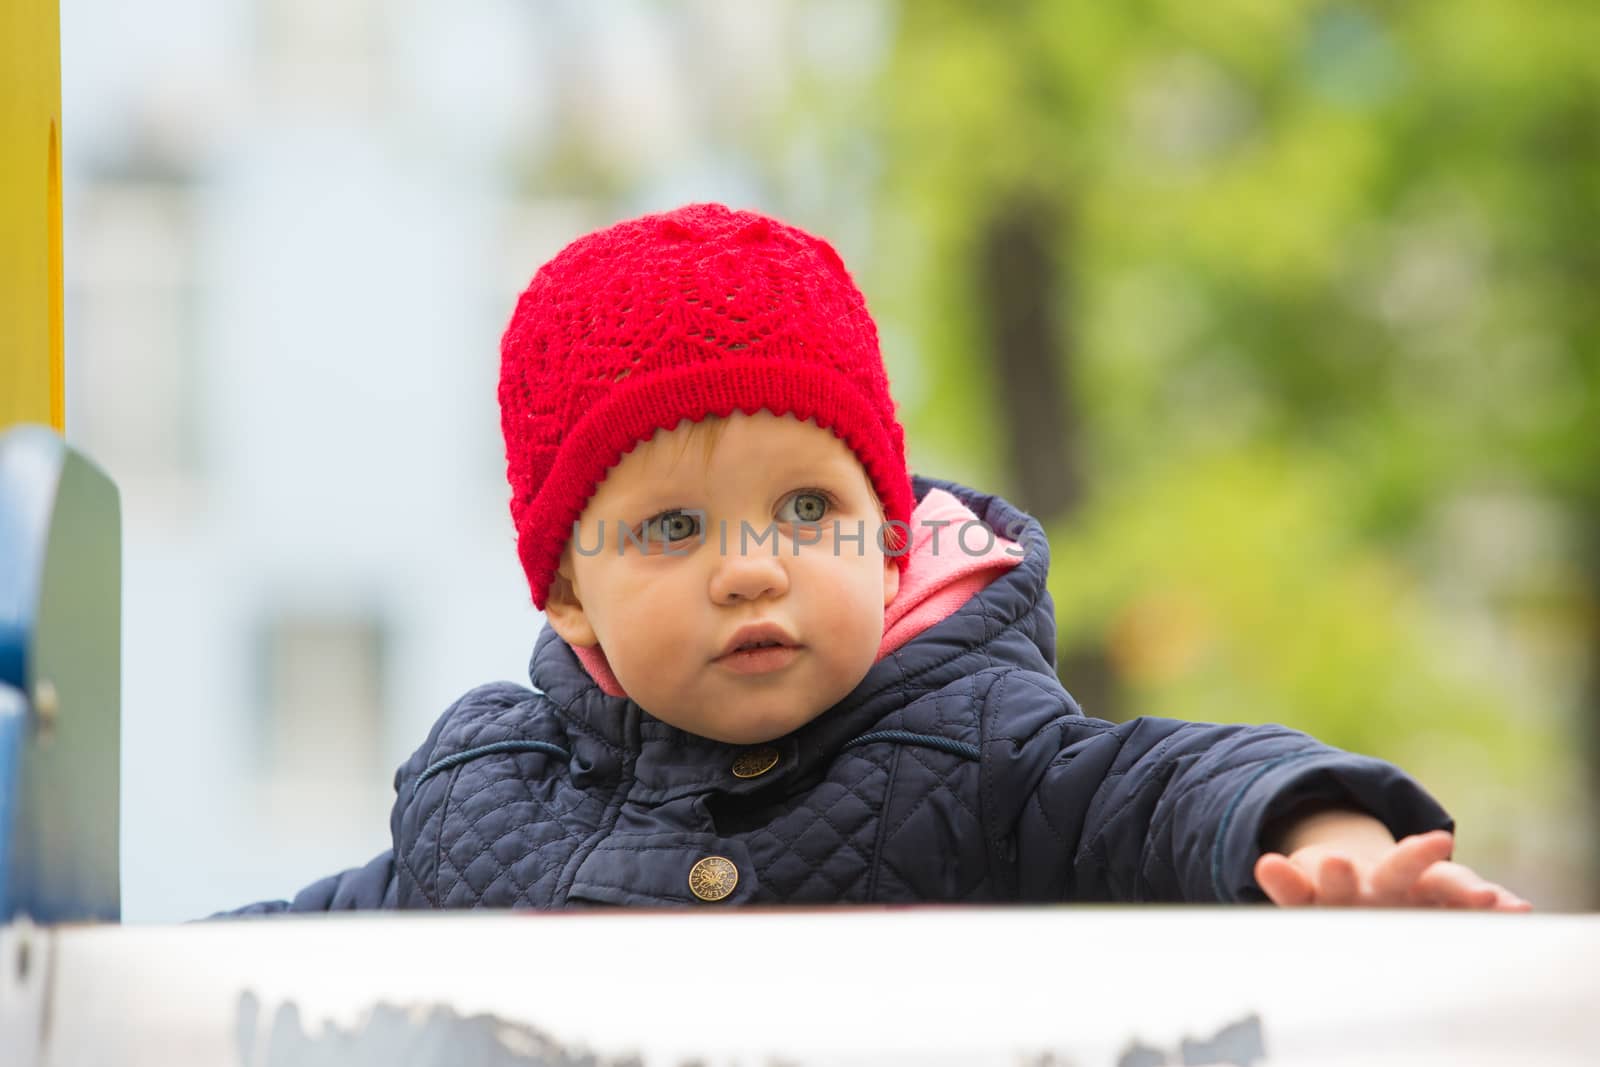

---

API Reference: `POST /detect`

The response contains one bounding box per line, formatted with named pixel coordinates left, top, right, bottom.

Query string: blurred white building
left=60, top=0, right=890, bottom=920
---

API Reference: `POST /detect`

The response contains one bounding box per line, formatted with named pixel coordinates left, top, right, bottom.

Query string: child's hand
left=1254, top=824, right=1531, bottom=911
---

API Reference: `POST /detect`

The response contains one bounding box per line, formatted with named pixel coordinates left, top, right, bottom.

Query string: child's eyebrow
left=762, top=455, right=841, bottom=477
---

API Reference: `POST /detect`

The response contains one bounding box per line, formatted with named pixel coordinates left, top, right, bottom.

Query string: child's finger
left=1491, top=888, right=1533, bottom=912
left=1409, top=865, right=1468, bottom=907
left=1315, top=854, right=1361, bottom=906
left=1412, top=862, right=1498, bottom=909
left=1370, top=830, right=1454, bottom=901
left=1255, top=854, right=1315, bottom=906
left=1405, top=870, right=1457, bottom=907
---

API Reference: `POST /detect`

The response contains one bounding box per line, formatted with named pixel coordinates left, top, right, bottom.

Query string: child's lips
left=713, top=644, right=802, bottom=675
left=716, top=621, right=800, bottom=660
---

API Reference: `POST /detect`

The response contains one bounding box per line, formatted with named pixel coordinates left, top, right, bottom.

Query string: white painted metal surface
left=4, top=908, right=1596, bottom=1066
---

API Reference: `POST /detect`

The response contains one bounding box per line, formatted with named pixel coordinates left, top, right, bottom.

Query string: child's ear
left=544, top=565, right=600, bottom=648
left=882, top=553, right=900, bottom=607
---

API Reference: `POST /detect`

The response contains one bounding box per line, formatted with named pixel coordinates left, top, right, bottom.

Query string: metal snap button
left=731, top=745, right=780, bottom=779
left=688, top=856, right=739, bottom=902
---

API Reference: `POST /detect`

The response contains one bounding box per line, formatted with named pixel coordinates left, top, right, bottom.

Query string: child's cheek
left=606, top=576, right=685, bottom=683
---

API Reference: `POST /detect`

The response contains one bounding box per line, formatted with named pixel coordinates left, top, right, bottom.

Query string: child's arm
left=211, top=850, right=398, bottom=917
left=986, top=668, right=1469, bottom=905
left=1254, top=807, right=1530, bottom=910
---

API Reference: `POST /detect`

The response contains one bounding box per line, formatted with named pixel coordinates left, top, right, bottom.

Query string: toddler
left=228, top=203, right=1526, bottom=913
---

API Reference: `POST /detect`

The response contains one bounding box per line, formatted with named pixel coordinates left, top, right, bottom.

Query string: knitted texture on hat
left=500, top=203, right=914, bottom=610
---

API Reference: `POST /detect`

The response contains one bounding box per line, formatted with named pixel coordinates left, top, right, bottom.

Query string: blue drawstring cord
left=841, top=730, right=980, bottom=762
left=412, top=739, right=572, bottom=797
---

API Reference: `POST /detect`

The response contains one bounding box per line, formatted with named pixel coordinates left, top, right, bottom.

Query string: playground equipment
left=3, top=906, right=1599, bottom=1065
left=1, top=0, right=66, bottom=433
left=0, top=426, right=121, bottom=923
left=2, top=0, right=119, bottom=926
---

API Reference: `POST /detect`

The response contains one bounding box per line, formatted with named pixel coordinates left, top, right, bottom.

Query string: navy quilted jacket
left=227, top=476, right=1452, bottom=914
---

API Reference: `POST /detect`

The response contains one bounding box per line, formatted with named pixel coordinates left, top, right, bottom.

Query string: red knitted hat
left=500, top=203, right=914, bottom=610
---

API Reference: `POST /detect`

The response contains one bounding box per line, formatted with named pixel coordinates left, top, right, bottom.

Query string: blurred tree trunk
left=1583, top=526, right=1600, bottom=908
left=1545, top=90, right=1600, bottom=908
left=977, top=196, right=1080, bottom=521
left=975, top=194, right=1118, bottom=718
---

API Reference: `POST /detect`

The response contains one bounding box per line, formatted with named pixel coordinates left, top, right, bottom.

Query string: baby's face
left=546, top=411, right=899, bottom=744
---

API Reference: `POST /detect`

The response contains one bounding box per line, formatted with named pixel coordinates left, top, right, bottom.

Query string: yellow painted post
left=1, top=0, right=66, bottom=432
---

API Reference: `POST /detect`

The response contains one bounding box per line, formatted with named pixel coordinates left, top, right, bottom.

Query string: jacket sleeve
left=982, top=669, right=1455, bottom=904
left=211, top=850, right=398, bottom=917
left=206, top=682, right=525, bottom=918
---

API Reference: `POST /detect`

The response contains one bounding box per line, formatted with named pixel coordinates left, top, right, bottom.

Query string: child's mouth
left=715, top=644, right=801, bottom=674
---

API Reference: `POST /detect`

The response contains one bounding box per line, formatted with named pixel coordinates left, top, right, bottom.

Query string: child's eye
left=778, top=490, right=832, bottom=524
left=640, top=509, right=701, bottom=544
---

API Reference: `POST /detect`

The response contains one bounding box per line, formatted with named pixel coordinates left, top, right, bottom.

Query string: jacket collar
left=527, top=475, right=1057, bottom=798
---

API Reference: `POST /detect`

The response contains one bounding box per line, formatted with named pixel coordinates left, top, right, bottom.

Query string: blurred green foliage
left=866, top=0, right=1600, bottom=901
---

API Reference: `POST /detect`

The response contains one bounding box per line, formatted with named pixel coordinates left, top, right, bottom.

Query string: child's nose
left=709, top=550, right=789, bottom=604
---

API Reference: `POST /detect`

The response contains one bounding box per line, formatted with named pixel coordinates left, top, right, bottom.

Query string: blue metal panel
left=0, top=683, right=25, bottom=919
left=0, top=424, right=120, bottom=922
